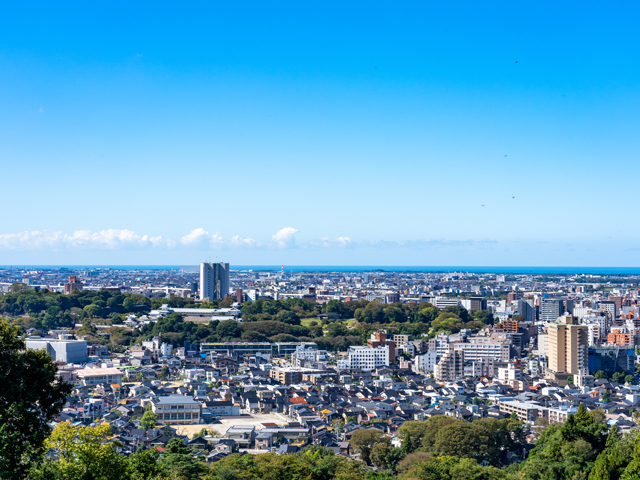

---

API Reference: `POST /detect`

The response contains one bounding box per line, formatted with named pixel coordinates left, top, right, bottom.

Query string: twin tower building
left=199, top=262, right=230, bottom=301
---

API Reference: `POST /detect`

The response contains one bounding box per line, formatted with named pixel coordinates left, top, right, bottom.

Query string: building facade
left=199, top=262, right=230, bottom=301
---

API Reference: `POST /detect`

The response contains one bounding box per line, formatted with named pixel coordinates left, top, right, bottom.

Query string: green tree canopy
left=0, top=321, right=72, bottom=479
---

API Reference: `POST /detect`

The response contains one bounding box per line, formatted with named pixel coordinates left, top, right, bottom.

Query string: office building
left=346, top=345, right=390, bottom=371
left=275, top=342, right=318, bottom=356
left=150, top=395, right=201, bottom=425
left=540, top=298, right=574, bottom=323
left=25, top=334, right=87, bottom=363
left=546, top=314, right=588, bottom=384
left=199, top=262, right=230, bottom=301
left=76, top=367, right=124, bottom=386
left=589, top=347, right=635, bottom=374
left=452, top=341, right=510, bottom=361
left=200, top=342, right=272, bottom=357
left=518, top=298, right=537, bottom=322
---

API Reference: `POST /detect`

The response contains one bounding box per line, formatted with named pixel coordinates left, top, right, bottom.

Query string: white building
left=292, top=345, right=319, bottom=367
left=346, top=345, right=390, bottom=371
left=451, top=341, right=510, bottom=361
left=538, top=333, right=548, bottom=356
left=76, top=367, right=124, bottom=386
left=25, top=335, right=87, bottom=364
left=160, top=342, right=173, bottom=357
left=498, top=363, right=522, bottom=382
left=200, top=262, right=230, bottom=301
left=413, top=351, right=438, bottom=374
left=434, top=348, right=464, bottom=382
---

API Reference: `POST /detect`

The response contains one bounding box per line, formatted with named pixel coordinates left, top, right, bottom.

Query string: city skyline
left=3, top=2, right=640, bottom=265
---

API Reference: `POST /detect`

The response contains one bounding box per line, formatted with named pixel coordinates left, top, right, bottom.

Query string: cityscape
left=3, top=2, right=640, bottom=480
left=4, top=263, right=640, bottom=478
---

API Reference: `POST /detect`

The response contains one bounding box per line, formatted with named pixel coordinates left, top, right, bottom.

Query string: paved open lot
left=175, top=413, right=289, bottom=438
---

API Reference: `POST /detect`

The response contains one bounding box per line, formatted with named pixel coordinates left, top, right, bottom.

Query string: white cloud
left=229, top=235, right=261, bottom=248
left=272, top=227, right=298, bottom=248
left=0, top=229, right=171, bottom=250
left=211, top=233, right=225, bottom=248
left=318, top=236, right=353, bottom=248
left=181, top=228, right=210, bottom=247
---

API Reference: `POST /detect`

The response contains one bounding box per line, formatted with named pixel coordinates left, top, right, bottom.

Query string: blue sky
left=1, top=1, right=640, bottom=266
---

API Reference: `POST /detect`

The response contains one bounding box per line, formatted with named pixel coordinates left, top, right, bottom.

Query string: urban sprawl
left=3, top=263, right=640, bottom=479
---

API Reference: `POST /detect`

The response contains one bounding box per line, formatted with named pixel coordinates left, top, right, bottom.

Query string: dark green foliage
left=395, top=417, right=525, bottom=468
left=157, top=438, right=207, bottom=479
left=520, top=405, right=609, bottom=480
left=0, top=321, right=72, bottom=479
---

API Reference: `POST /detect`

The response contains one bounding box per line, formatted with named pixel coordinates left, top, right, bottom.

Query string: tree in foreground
left=36, top=422, right=127, bottom=480
left=0, top=321, right=72, bottom=479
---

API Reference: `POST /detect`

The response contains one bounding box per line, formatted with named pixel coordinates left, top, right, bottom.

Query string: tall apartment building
left=546, top=314, right=588, bottom=384
left=199, top=262, right=230, bottom=301
left=540, top=298, right=574, bottom=323
left=434, top=348, right=464, bottom=382
left=413, top=351, right=438, bottom=374
left=64, top=275, right=83, bottom=294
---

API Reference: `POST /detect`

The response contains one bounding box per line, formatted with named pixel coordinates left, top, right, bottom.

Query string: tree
left=370, top=442, right=392, bottom=470
left=217, top=319, right=241, bottom=338
left=612, top=372, right=626, bottom=384
left=126, top=447, right=165, bottom=480
left=0, top=321, right=72, bottom=479
left=625, top=375, right=635, bottom=385
left=349, top=429, right=388, bottom=465
left=41, top=422, right=126, bottom=480
left=83, top=303, right=104, bottom=318
left=327, top=322, right=350, bottom=337
left=595, top=370, right=609, bottom=380
left=140, top=409, right=158, bottom=430
left=158, top=437, right=207, bottom=479
left=396, top=452, right=433, bottom=473
left=8, top=283, right=30, bottom=293
left=589, top=425, right=629, bottom=480
left=241, top=330, right=268, bottom=342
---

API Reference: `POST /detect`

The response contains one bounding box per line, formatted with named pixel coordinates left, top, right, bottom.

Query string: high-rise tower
left=199, top=262, right=229, bottom=301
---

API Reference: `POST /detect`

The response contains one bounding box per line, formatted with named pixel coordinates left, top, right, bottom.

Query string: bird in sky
left=504, top=155, right=508, bottom=157
left=481, top=204, right=485, bottom=207
left=512, top=196, right=515, bottom=199
left=515, top=61, right=518, bottom=63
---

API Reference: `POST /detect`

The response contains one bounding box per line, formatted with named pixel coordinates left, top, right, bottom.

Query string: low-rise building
left=150, top=395, right=201, bottom=425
